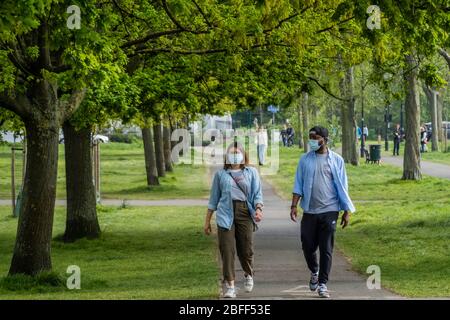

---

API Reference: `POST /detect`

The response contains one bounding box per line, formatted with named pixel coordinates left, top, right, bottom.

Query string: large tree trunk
left=142, top=125, right=159, bottom=186
left=437, top=88, right=445, bottom=143
left=301, top=91, right=309, bottom=152
left=296, top=99, right=303, bottom=149
left=163, top=125, right=173, bottom=172
left=153, top=121, right=166, bottom=177
left=423, top=85, right=440, bottom=151
left=403, top=54, right=422, bottom=180
left=62, top=121, right=101, bottom=242
left=9, top=118, right=59, bottom=275
left=340, top=67, right=359, bottom=165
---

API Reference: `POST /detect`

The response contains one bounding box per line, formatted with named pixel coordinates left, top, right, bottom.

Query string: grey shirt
left=228, top=169, right=249, bottom=201
left=307, top=152, right=340, bottom=214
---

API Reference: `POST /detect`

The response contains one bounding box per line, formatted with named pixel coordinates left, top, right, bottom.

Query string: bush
left=109, top=133, right=141, bottom=144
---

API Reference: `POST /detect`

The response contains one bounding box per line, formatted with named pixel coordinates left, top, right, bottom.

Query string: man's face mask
left=308, top=139, right=322, bottom=151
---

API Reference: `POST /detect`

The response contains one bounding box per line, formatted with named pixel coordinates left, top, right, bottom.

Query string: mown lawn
left=0, top=206, right=219, bottom=299
left=0, top=143, right=210, bottom=200
left=265, top=146, right=450, bottom=298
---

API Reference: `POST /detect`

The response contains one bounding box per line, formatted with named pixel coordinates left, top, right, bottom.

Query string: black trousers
left=393, top=139, right=400, bottom=155
left=300, top=211, right=339, bottom=284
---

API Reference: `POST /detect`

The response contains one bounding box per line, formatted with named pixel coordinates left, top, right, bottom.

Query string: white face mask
left=227, top=152, right=244, bottom=165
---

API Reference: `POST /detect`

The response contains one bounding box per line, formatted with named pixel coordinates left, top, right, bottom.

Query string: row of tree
left=1, top=0, right=450, bottom=277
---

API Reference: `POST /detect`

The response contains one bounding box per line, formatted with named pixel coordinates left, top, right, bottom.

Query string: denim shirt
left=208, top=166, right=264, bottom=230
left=293, top=150, right=355, bottom=213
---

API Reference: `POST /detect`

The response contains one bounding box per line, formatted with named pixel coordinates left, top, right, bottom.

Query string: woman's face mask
left=227, top=152, right=244, bottom=165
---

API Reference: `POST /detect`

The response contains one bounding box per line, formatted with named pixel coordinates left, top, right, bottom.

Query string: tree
left=336, top=0, right=450, bottom=179
left=62, top=121, right=101, bottom=242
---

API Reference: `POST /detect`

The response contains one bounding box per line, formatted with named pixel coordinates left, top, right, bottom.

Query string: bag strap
left=227, top=171, right=248, bottom=199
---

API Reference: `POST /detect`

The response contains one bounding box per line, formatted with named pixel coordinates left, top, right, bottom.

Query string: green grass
left=0, top=143, right=210, bottom=200
left=266, top=147, right=450, bottom=297
left=0, top=205, right=219, bottom=299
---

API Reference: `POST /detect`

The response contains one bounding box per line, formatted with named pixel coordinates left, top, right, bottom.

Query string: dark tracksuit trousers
left=393, top=138, right=400, bottom=156
left=301, top=211, right=339, bottom=285
left=218, top=200, right=254, bottom=282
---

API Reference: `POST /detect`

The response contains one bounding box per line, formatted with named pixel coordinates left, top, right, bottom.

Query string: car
left=93, top=134, right=109, bottom=143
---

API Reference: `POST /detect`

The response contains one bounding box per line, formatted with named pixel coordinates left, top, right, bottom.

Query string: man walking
left=290, top=126, right=355, bottom=298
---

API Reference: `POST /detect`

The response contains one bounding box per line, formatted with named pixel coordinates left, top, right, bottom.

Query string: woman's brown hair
left=223, top=141, right=249, bottom=169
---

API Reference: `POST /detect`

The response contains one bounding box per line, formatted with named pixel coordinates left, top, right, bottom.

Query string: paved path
left=381, top=155, right=450, bottom=180
left=230, top=177, right=402, bottom=300
left=335, top=146, right=450, bottom=180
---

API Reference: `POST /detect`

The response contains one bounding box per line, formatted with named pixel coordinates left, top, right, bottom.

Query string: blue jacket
left=293, top=150, right=355, bottom=213
left=208, top=166, right=264, bottom=230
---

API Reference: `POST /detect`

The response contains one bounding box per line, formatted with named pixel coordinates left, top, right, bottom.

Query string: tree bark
left=403, top=54, right=422, bottom=180
left=437, top=88, right=445, bottom=143
left=62, top=121, right=101, bottom=242
left=142, top=125, right=159, bottom=186
left=340, top=66, right=359, bottom=165
left=9, top=118, right=59, bottom=275
left=153, top=121, right=166, bottom=177
left=423, top=85, right=439, bottom=151
left=163, top=125, right=173, bottom=172
left=430, top=89, right=439, bottom=151
left=296, top=99, right=303, bottom=149
left=301, top=91, right=309, bottom=152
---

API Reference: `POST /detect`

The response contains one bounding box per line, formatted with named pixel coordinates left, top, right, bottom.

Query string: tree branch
left=315, top=16, right=355, bottom=34
left=161, top=0, right=208, bottom=34
left=438, top=48, right=450, bottom=69
left=191, top=0, right=212, bottom=28
left=0, top=92, right=30, bottom=118
left=121, top=29, right=185, bottom=49
left=62, top=89, right=87, bottom=122
left=307, top=76, right=348, bottom=101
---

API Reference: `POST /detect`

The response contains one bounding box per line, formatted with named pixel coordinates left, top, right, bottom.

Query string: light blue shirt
left=293, top=150, right=355, bottom=213
left=208, top=166, right=263, bottom=230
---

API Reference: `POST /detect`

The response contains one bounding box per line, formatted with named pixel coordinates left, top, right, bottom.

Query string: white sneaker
left=318, top=283, right=330, bottom=298
left=244, top=275, right=254, bottom=293
left=223, top=285, right=236, bottom=298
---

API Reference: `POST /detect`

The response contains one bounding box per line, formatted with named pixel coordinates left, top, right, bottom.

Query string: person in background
left=281, top=124, right=288, bottom=147
left=286, top=124, right=295, bottom=147
left=204, top=142, right=264, bottom=298
left=420, top=126, right=428, bottom=153
left=255, top=126, right=268, bottom=165
left=393, top=123, right=401, bottom=156
left=290, top=126, right=355, bottom=298
left=363, top=125, right=369, bottom=142
left=356, top=126, right=362, bottom=144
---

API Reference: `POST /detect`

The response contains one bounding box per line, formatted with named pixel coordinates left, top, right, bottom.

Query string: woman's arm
left=204, top=209, right=214, bottom=235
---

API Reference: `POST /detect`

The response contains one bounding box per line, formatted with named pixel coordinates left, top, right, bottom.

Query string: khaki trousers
left=218, top=200, right=254, bottom=282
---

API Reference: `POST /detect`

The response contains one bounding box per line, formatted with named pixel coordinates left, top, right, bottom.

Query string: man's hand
left=255, top=208, right=263, bottom=222
left=204, top=221, right=212, bottom=235
left=290, top=206, right=298, bottom=222
left=341, top=211, right=350, bottom=229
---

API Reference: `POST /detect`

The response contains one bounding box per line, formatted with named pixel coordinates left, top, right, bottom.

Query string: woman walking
left=204, top=141, right=264, bottom=298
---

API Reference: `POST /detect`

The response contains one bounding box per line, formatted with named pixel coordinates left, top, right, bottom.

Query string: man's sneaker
left=318, top=283, right=330, bottom=298
left=309, top=272, right=319, bottom=291
left=223, top=284, right=236, bottom=298
left=244, top=275, right=254, bottom=293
